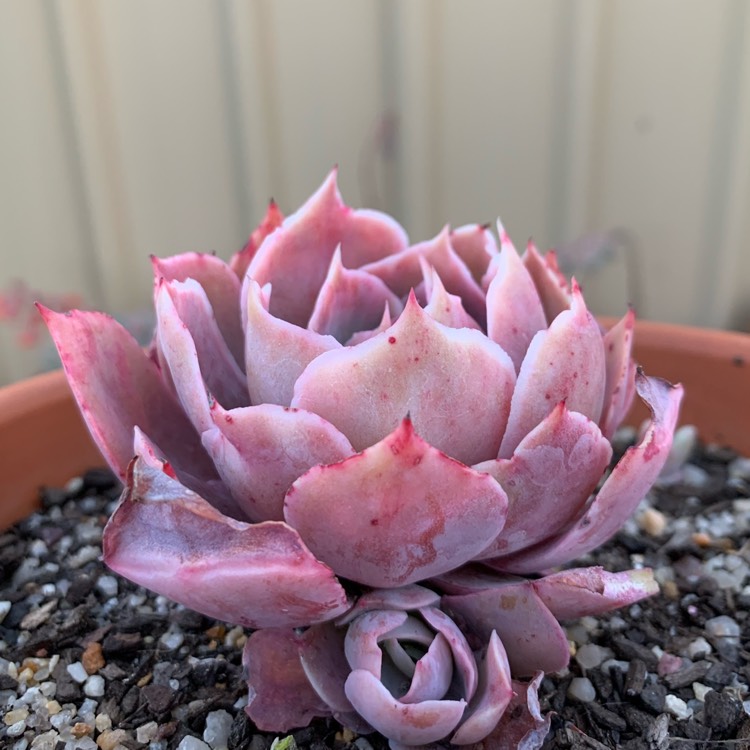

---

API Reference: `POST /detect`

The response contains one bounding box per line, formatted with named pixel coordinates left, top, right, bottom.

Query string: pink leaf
left=103, top=458, right=350, bottom=628
left=450, top=223, right=498, bottom=284
left=522, top=241, right=570, bottom=324
left=230, top=199, right=284, bottom=279
left=498, top=282, right=605, bottom=458
left=421, top=262, right=481, bottom=331
left=247, top=169, right=408, bottom=327
left=600, top=308, right=637, bottom=438
left=292, top=294, right=516, bottom=465
left=284, top=418, right=508, bottom=587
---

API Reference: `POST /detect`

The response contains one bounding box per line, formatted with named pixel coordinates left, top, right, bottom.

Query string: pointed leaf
left=600, top=309, right=637, bottom=438
left=245, top=279, right=341, bottom=405
left=498, top=282, right=605, bottom=458
left=201, top=401, right=354, bottom=522
left=40, top=307, right=214, bottom=482
left=485, top=227, right=547, bottom=372
left=533, top=566, right=659, bottom=620
left=243, top=629, right=331, bottom=732
left=474, top=404, right=611, bottom=558
left=247, top=169, right=408, bottom=326
left=230, top=199, right=284, bottom=279
left=308, top=246, right=403, bottom=342
left=152, top=252, right=244, bottom=367
left=103, top=458, right=350, bottom=628
left=285, top=418, right=508, bottom=587
left=442, top=580, right=570, bottom=676
left=496, top=372, right=684, bottom=573
left=400, top=633, right=452, bottom=704
left=522, top=242, right=570, bottom=324
left=450, top=223, right=498, bottom=284
left=293, top=295, right=516, bottom=465
left=422, top=262, right=481, bottom=330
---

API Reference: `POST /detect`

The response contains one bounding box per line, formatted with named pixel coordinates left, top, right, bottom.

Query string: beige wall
left=1, top=0, right=749, bottom=384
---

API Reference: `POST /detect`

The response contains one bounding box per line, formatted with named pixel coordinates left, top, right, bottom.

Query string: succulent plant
left=42, top=171, right=683, bottom=748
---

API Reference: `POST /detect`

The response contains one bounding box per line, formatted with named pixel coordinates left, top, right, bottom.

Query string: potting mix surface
left=1, top=434, right=749, bottom=749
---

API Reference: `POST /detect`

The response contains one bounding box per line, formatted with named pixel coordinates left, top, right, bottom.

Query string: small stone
left=136, top=721, right=159, bottom=743
left=639, top=507, right=667, bottom=537
left=84, top=674, right=105, bottom=697
left=177, top=738, right=211, bottom=750
left=96, top=576, right=119, bottom=598
left=203, top=709, right=233, bottom=749
left=567, top=676, right=596, bottom=702
left=729, top=456, right=750, bottom=481
left=67, top=661, right=89, bottom=683
left=96, top=729, right=130, bottom=750
left=0, top=601, right=11, bottom=624
left=95, top=713, right=112, bottom=732
left=72, top=722, right=93, bottom=738
left=703, top=690, right=743, bottom=732
left=19, top=599, right=58, bottom=630
left=82, top=642, right=106, bottom=674
left=159, top=628, right=184, bottom=651
left=45, top=701, right=61, bottom=715
left=7, top=720, right=26, bottom=737
left=657, top=652, right=683, bottom=676
left=665, top=694, right=692, bottom=720
left=693, top=682, right=711, bottom=701
left=4, top=707, right=29, bottom=725
left=687, top=637, right=712, bottom=659
left=575, top=644, right=612, bottom=670
left=705, top=615, right=740, bottom=639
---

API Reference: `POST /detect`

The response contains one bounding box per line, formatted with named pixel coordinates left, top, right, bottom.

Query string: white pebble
left=601, top=658, right=631, bottom=674
left=7, top=720, right=27, bottom=737
left=95, top=713, right=112, bottom=732
left=665, top=694, right=693, bottom=719
left=66, top=662, right=88, bottom=683
left=0, top=602, right=11, bottom=625
left=136, top=721, right=158, bottom=743
left=705, top=615, right=740, bottom=640
left=575, top=644, right=612, bottom=670
left=67, top=545, right=100, bottom=569
left=160, top=629, right=184, bottom=651
left=567, top=677, right=596, bottom=702
left=693, top=682, right=712, bottom=702
left=96, top=576, right=119, bottom=598
left=203, top=709, right=233, bottom=749
left=729, top=456, right=750, bottom=481
left=177, top=738, right=211, bottom=750
left=687, top=637, right=712, bottom=659
left=83, top=675, right=105, bottom=697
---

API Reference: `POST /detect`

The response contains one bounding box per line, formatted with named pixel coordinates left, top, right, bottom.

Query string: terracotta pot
left=0, top=320, right=748, bottom=530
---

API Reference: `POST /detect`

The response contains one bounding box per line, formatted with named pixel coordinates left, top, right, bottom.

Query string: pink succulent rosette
left=42, top=171, right=683, bottom=748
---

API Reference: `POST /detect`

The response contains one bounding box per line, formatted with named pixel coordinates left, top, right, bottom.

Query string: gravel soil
left=1, top=437, right=749, bottom=749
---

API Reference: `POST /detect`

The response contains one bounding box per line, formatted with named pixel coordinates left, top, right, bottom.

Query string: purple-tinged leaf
left=485, top=226, right=547, bottom=372
left=344, top=670, right=466, bottom=747
left=600, top=309, right=637, bottom=438
left=345, top=610, right=410, bottom=677
left=292, top=294, right=516, bottom=465
left=522, top=242, right=570, bottom=324
left=495, top=372, right=684, bottom=573
left=533, top=566, right=659, bottom=620
left=308, top=246, right=403, bottom=342
left=474, top=403, right=611, bottom=558
left=498, top=282, right=605, bottom=458
left=155, top=279, right=249, bottom=434
left=451, top=631, right=512, bottom=745
left=152, top=252, right=244, bottom=367
left=243, top=629, right=331, bottom=732
left=201, top=401, right=354, bottom=522
left=244, top=279, right=340, bottom=406
left=442, top=580, right=570, bottom=676
left=361, top=227, right=487, bottom=327
left=40, top=307, right=214, bottom=482
left=299, top=622, right=355, bottom=714
left=230, top=199, right=284, bottom=279
left=103, top=458, right=350, bottom=628
left=450, top=223, right=498, bottom=284
left=284, top=418, right=508, bottom=588
left=247, top=169, right=408, bottom=327
left=399, top=632, right=452, bottom=703
left=345, top=303, right=393, bottom=346
left=336, top=585, right=441, bottom=626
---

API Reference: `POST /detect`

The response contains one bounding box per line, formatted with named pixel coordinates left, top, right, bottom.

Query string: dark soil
left=1, top=440, right=749, bottom=749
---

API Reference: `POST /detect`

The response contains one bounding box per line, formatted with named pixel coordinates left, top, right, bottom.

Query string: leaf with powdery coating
left=474, top=403, right=612, bottom=559
left=202, top=401, right=354, bottom=522
left=244, top=280, right=341, bottom=406
left=103, top=458, right=350, bottom=629
left=152, top=252, right=244, bottom=367
left=230, top=199, right=284, bottom=279
left=284, top=418, right=508, bottom=588
left=248, top=169, right=408, bottom=327
left=533, top=566, right=659, bottom=620
left=40, top=306, right=215, bottom=483
left=495, top=372, right=684, bottom=573
left=450, top=223, right=498, bottom=284
left=292, top=294, right=516, bottom=465
left=522, top=241, right=570, bottom=324
left=243, top=629, right=331, bottom=732
left=499, top=282, right=605, bottom=458
left=421, top=262, right=481, bottom=331
left=600, top=308, right=637, bottom=439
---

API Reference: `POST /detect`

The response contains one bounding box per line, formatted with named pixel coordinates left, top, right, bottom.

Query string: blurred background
left=1, top=0, right=749, bottom=385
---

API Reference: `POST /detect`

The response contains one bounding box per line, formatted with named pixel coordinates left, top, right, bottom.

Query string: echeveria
left=42, top=171, right=683, bottom=747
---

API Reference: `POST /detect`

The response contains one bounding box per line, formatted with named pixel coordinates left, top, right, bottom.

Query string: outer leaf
left=474, top=403, right=611, bottom=558
left=498, top=282, right=605, bottom=458
left=103, top=458, right=350, bottom=628
left=292, top=294, right=516, bottom=465
left=600, top=308, right=637, bottom=438
left=40, top=307, right=215, bottom=482
left=495, top=372, right=684, bottom=573
left=243, top=629, right=331, bottom=732
left=247, top=169, right=408, bottom=327
left=284, top=418, right=508, bottom=587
